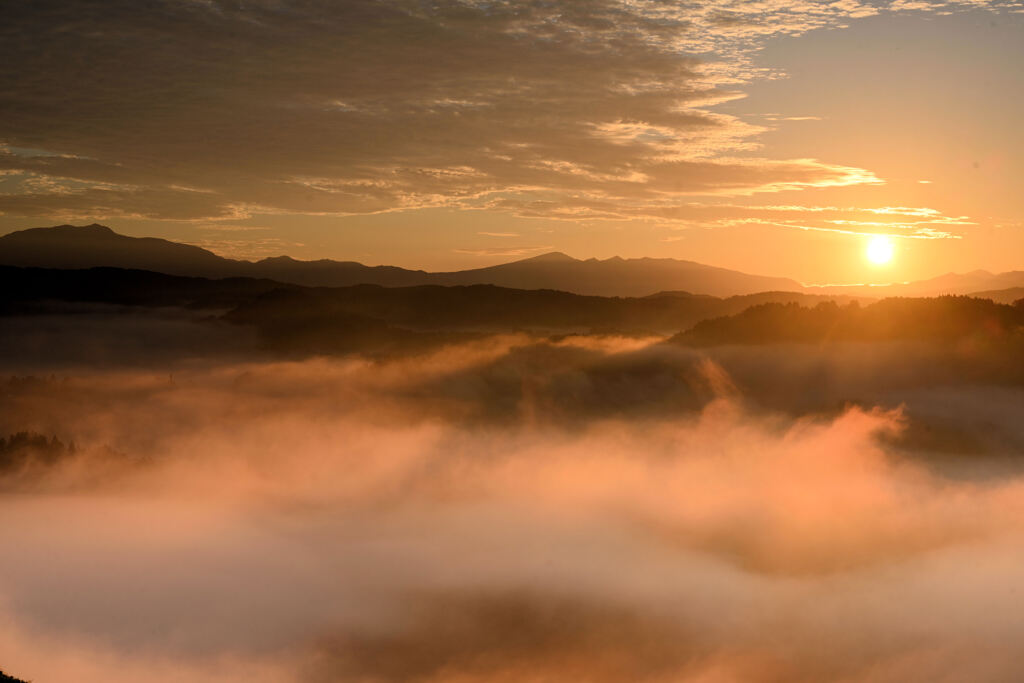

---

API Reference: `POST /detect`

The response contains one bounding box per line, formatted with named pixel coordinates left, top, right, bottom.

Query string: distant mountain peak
left=81, top=223, right=114, bottom=232
left=519, top=251, right=577, bottom=263
left=258, top=255, right=300, bottom=264
left=1, top=223, right=941, bottom=297
left=0, top=225, right=807, bottom=296
left=8, top=223, right=116, bottom=238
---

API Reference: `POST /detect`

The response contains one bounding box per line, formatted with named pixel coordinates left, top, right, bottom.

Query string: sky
left=1, top=0, right=1023, bottom=284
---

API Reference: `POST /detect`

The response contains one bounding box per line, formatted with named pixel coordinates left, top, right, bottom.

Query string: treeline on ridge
left=673, top=297, right=1024, bottom=346
left=4, top=265, right=1024, bottom=355
left=0, top=263, right=858, bottom=335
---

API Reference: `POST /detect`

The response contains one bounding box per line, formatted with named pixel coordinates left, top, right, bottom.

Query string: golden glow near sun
left=866, top=235, right=895, bottom=266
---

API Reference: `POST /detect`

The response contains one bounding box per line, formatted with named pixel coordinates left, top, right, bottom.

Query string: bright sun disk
left=866, top=235, right=894, bottom=265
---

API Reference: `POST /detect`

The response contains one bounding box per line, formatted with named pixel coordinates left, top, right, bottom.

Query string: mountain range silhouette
left=0, top=224, right=802, bottom=297
left=2, top=223, right=1023, bottom=300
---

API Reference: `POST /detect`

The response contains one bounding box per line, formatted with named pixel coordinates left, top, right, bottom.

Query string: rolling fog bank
left=1, top=324, right=1024, bottom=681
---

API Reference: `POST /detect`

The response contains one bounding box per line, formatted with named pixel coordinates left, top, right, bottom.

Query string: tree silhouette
left=0, top=431, right=75, bottom=473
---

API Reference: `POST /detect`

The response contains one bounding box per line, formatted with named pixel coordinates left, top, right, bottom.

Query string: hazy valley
left=2, top=226, right=1024, bottom=682
left=5, top=1, right=1024, bottom=680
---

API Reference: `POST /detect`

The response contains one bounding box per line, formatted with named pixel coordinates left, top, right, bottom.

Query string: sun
left=866, top=235, right=895, bottom=265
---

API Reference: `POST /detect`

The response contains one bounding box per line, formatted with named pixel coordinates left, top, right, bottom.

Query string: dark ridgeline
left=428, top=251, right=803, bottom=297
left=0, top=670, right=29, bottom=683
left=0, top=224, right=233, bottom=278
left=0, top=264, right=297, bottom=314
left=4, top=224, right=1024, bottom=299
left=1, top=224, right=1023, bottom=360
left=0, top=264, right=865, bottom=352
left=3, top=262, right=1023, bottom=360
left=970, top=286, right=1024, bottom=304
left=0, top=224, right=803, bottom=297
left=673, top=297, right=1024, bottom=346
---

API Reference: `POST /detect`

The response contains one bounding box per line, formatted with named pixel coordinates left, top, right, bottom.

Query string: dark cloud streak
left=0, top=0, right=888, bottom=221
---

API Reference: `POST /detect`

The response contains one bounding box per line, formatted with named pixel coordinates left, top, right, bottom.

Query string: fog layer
left=2, top=334, right=1023, bottom=682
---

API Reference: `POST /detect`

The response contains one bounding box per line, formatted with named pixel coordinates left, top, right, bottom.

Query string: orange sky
left=1, top=1, right=1022, bottom=284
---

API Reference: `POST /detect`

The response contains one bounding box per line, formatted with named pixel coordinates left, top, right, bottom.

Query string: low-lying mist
left=2, top=332, right=1024, bottom=682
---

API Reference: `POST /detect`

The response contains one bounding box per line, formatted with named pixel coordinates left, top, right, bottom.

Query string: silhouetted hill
left=0, top=224, right=802, bottom=297
left=672, top=297, right=1024, bottom=346
left=222, top=288, right=455, bottom=355
left=0, top=263, right=860, bottom=333
left=249, top=255, right=434, bottom=287
left=811, top=270, right=1024, bottom=298
left=0, top=224, right=438, bottom=287
left=0, top=265, right=295, bottom=313
left=0, top=265, right=874, bottom=361
left=434, top=252, right=803, bottom=297
left=224, top=285, right=869, bottom=337
left=969, top=286, right=1024, bottom=305
left=0, top=224, right=237, bottom=278
left=7, top=223, right=1024, bottom=301
left=0, top=670, right=29, bottom=683
left=3, top=264, right=1023, bottom=370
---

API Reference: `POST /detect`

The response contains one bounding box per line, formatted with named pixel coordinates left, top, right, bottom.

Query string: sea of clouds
left=1, top=327, right=1024, bottom=682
